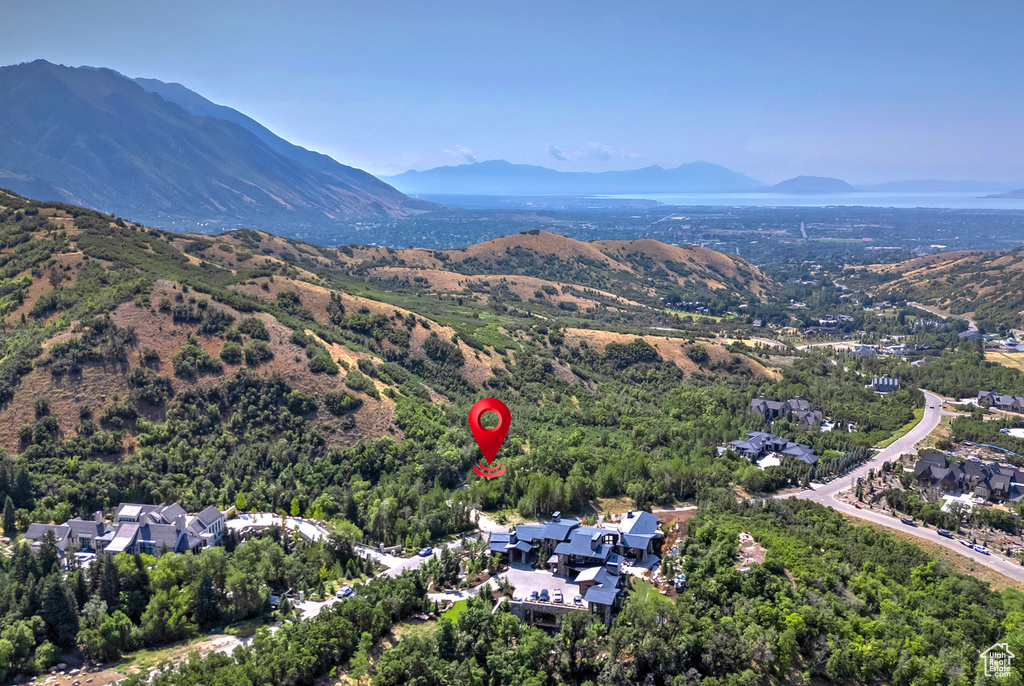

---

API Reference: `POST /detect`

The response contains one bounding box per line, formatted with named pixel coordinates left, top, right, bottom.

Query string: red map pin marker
left=469, top=398, right=510, bottom=478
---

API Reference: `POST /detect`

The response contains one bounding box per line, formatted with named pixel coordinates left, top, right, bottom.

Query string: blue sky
left=4, top=1, right=1023, bottom=183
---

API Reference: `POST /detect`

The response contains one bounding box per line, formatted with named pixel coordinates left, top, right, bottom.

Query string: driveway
left=503, top=562, right=583, bottom=605
left=382, top=535, right=480, bottom=577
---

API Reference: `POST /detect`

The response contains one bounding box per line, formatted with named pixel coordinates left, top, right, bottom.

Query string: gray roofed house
left=915, top=453, right=1024, bottom=502
left=978, top=390, right=1024, bottom=413
left=27, top=501, right=224, bottom=566
left=487, top=532, right=511, bottom=554
left=727, top=431, right=819, bottom=465
left=871, top=377, right=900, bottom=394
left=24, top=524, right=70, bottom=553
left=749, top=397, right=822, bottom=430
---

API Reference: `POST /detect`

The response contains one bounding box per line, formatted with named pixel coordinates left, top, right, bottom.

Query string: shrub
left=238, top=317, right=269, bottom=341
left=345, top=369, right=379, bottom=399
left=324, top=391, right=363, bottom=415
left=172, top=341, right=223, bottom=377
left=243, top=340, right=274, bottom=366
left=220, top=340, right=243, bottom=364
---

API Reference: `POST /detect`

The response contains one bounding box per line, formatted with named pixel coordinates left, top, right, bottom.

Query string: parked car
left=937, top=529, right=953, bottom=538
left=573, top=595, right=583, bottom=606
left=529, top=590, right=539, bottom=601
left=854, top=504, right=862, bottom=509
left=960, top=539, right=973, bottom=547
left=900, top=518, right=917, bottom=526
left=418, top=547, right=433, bottom=557
left=337, top=586, right=355, bottom=598
left=974, top=545, right=990, bottom=554
left=539, top=589, right=550, bottom=602
left=553, top=590, right=563, bottom=604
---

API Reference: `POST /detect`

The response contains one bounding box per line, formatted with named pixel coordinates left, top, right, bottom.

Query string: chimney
left=175, top=514, right=187, bottom=531
left=605, top=560, right=620, bottom=576
left=551, top=511, right=560, bottom=522
left=94, top=510, right=103, bottom=524
left=626, top=510, right=633, bottom=519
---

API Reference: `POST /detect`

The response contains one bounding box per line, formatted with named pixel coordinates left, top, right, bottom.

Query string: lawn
left=441, top=600, right=468, bottom=622
left=629, top=579, right=674, bottom=606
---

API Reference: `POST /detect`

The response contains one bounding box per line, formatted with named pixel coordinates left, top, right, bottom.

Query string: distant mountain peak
left=770, top=176, right=857, bottom=193
left=383, top=160, right=762, bottom=195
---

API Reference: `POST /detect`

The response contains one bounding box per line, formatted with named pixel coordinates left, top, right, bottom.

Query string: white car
left=553, top=590, right=563, bottom=604
left=974, top=545, right=990, bottom=555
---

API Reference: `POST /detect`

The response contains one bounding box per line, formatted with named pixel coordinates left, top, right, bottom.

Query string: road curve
left=781, top=391, right=1024, bottom=585
left=789, top=390, right=948, bottom=503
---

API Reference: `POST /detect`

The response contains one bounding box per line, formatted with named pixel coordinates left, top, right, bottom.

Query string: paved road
left=382, top=534, right=480, bottom=577
left=789, top=390, right=948, bottom=504
left=782, top=391, right=1024, bottom=585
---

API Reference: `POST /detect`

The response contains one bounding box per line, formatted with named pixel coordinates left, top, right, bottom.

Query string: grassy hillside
left=0, top=188, right=797, bottom=534
left=342, top=229, right=776, bottom=312
left=846, top=246, right=1024, bottom=329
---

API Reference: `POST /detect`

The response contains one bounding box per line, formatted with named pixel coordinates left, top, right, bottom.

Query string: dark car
left=937, top=529, right=953, bottom=538
left=539, top=589, right=550, bottom=602
left=900, top=518, right=917, bottom=526
left=529, top=590, right=539, bottom=601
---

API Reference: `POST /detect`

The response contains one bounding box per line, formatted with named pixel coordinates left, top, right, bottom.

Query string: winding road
left=785, top=390, right=1024, bottom=585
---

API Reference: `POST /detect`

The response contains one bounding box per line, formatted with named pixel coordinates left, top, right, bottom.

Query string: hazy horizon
left=4, top=1, right=1023, bottom=184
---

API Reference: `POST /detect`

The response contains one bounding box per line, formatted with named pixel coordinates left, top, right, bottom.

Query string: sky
left=4, top=0, right=1023, bottom=184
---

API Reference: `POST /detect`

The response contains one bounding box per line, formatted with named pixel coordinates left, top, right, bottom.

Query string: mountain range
left=0, top=60, right=429, bottom=229
left=383, top=159, right=763, bottom=196
left=384, top=162, right=1023, bottom=198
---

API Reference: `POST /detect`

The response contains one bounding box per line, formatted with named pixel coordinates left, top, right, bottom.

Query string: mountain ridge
left=0, top=60, right=429, bottom=229
left=383, top=159, right=763, bottom=195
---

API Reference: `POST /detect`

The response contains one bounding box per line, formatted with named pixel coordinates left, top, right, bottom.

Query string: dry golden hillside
left=847, top=247, right=1024, bottom=328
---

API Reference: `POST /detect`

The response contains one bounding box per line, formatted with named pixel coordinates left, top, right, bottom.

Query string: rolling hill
left=343, top=230, right=776, bottom=306
left=0, top=189, right=776, bottom=456
left=382, top=159, right=762, bottom=195
left=846, top=247, right=1024, bottom=329
left=0, top=60, right=429, bottom=230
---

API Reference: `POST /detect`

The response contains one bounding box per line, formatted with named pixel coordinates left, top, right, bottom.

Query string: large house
left=25, top=503, right=225, bottom=564
left=749, top=396, right=822, bottom=430
left=727, top=431, right=819, bottom=465
left=488, top=509, right=664, bottom=625
left=914, top=452, right=1023, bottom=502
left=978, top=390, right=1024, bottom=414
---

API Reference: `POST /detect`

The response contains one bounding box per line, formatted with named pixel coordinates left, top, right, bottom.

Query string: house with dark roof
left=727, top=431, right=820, bottom=465
left=616, top=510, right=664, bottom=560
left=914, top=452, right=1023, bottom=502
left=750, top=396, right=823, bottom=430
left=978, top=390, right=1024, bottom=413
left=575, top=561, right=626, bottom=626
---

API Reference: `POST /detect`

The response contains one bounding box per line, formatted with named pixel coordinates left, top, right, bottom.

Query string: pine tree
left=3, top=495, right=15, bottom=536
left=193, top=575, right=219, bottom=629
